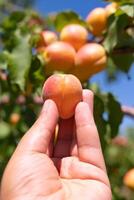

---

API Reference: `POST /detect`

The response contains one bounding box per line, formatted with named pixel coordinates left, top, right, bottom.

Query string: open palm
left=1, top=90, right=111, bottom=200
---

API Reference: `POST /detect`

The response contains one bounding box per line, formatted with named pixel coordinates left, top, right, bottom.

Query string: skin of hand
left=0, top=90, right=112, bottom=200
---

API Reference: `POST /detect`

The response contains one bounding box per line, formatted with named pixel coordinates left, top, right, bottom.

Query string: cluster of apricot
left=36, top=2, right=118, bottom=82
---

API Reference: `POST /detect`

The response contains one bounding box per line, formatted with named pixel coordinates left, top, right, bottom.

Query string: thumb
left=17, top=100, right=59, bottom=154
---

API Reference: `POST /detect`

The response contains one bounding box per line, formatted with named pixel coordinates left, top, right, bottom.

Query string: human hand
left=1, top=90, right=112, bottom=200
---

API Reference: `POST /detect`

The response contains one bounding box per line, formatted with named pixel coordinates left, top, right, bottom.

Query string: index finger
left=75, top=101, right=106, bottom=171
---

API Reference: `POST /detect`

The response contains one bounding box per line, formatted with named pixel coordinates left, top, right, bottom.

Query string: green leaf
left=0, top=51, right=9, bottom=70
left=8, top=31, right=32, bottom=91
left=120, top=1, right=134, bottom=5
left=110, top=53, right=134, bottom=73
left=106, top=56, right=117, bottom=80
left=104, top=0, right=134, bottom=4
left=0, top=0, right=4, bottom=6
left=120, top=4, right=134, bottom=18
left=107, top=93, right=124, bottom=137
left=28, top=55, right=45, bottom=93
left=10, top=11, right=26, bottom=23
left=103, top=15, right=118, bottom=52
left=103, top=12, right=133, bottom=52
left=54, top=10, right=87, bottom=32
left=0, top=121, right=11, bottom=139
left=94, top=95, right=107, bottom=149
left=2, top=11, right=26, bottom=31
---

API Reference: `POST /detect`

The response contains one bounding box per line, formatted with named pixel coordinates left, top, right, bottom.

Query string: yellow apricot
left=43, top=41, right=76, bottom=75
left=105, top=3, right=118, bottom=17
left=42, top=74, right=82, bottom=119
left=86, top=8, right=107, bottom=36
left=37, top=30, right=58, bottom=47
left=10, top=113, right=21, bottom=125
left=60, top=24, right=88, bottom=51
left=70, top=43, right=107, bottom=82
left=123, top=169, right=134, bottom=190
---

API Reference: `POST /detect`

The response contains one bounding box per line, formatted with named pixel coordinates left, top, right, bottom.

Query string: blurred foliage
left=105, top=134, right=134, bottom=200
left=0, top=0, right=134, bottom=199
left=54, top=11, right=87, bottom=32
left=0, top=0, right=34, bottom=9
left=103, top=2, right=134, bottom=80
left=104, top=0, right=134, bottom=4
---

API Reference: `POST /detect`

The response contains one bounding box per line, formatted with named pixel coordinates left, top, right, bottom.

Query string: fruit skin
left=86, top=8, right=107, bottom=36
left=123, top=169, right=134, bottom=190
left=42, top=74, right=82, bottom=119
left=37, top=30, right=58, bottom=47
left=10, top=113, right=21, bottom=125
left=60, top=24, right=88, bottom=51
left=112, top=135, right=128, bottom=147
left=43, top=41, right=76, bottom=75
left=70, top=43, right=107, bottom=82
left=105, top=3, right=118, bottom=17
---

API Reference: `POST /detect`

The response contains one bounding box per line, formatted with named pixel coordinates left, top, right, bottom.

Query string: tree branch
left=112, top=47, right=134, bottom=55
left=121, top=105, right=134, bottom=118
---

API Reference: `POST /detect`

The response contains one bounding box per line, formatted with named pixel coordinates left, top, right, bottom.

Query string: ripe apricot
left=43, top=41, right=76, bottom=75
left=70, top=43, right=107, bottom=82
left=86, top=8, right=107, bottom=36
left=42, top=74, right=82, bottom=119
left=123, top=169, right=134, bottom=190
left=112, top=136, right=128, bottom=147
left=16, top=95, right=26, bottom=104
left=60, top=24, right=88, bottom=51
left=10, top=113, right=21, bottom=125
left=105, top=3, right=118, bottom=17
left=37, top=31, right=58, bottom=47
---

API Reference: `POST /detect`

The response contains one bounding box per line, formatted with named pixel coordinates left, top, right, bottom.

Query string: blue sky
left=34, top=0, right=134, bottom=134
left=34, top=0, right=107, bottom=18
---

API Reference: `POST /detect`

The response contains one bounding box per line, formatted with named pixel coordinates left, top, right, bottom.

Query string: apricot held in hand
left=42, top=74, right=82, bottom=119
